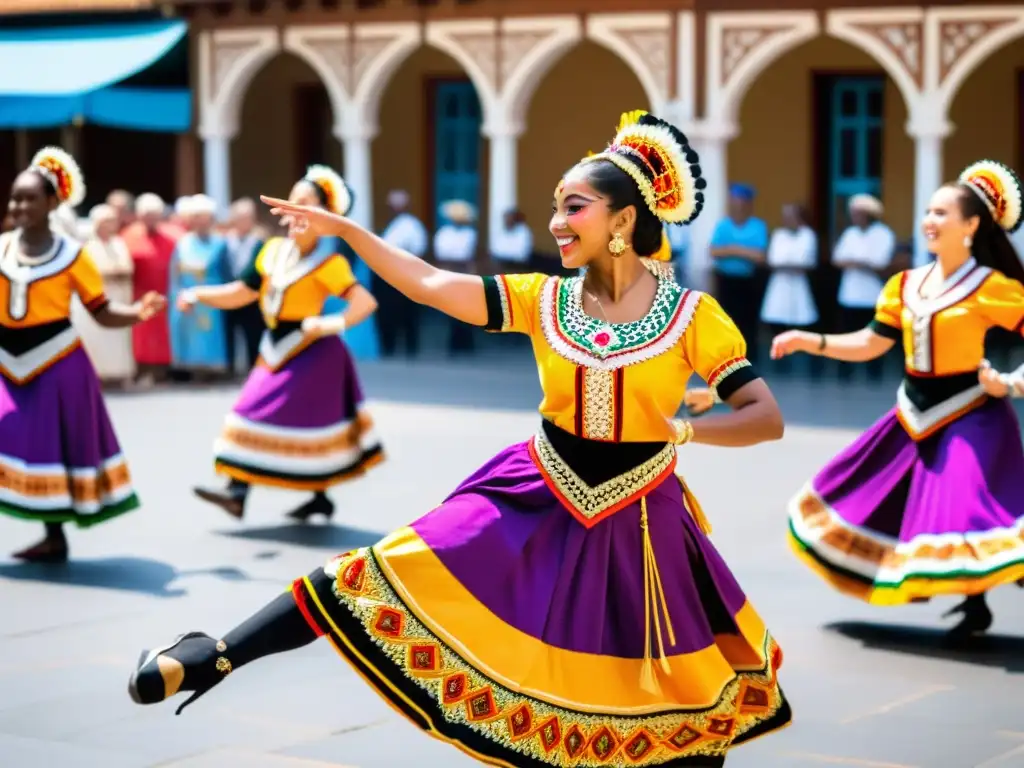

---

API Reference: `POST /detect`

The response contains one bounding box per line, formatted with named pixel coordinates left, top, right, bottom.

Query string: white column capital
left=333, top=112, right=379, bottom=143
left=198, top=122, right=238, bottom=142
left=905, top=98, right=953, bottom=141
left=481, top=120, right=524, bottom=140
left=678, top=118, right=739, bottom=145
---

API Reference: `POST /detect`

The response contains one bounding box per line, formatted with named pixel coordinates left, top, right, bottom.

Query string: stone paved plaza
left=1, top=355, right=1022, bottom=768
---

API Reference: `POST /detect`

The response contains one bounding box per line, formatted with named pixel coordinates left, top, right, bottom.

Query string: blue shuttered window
left=827, top=77, right=884, bottom=242
left=432, top=80, right=481, bottom=221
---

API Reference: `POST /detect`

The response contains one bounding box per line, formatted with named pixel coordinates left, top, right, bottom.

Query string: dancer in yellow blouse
left=129, top=112, right=790, bottom=767
left=770, top=160, right=1024, bottom=639
left=180, top=165, right=382, bottom=522
left=1, top=147, right=165, bottom=562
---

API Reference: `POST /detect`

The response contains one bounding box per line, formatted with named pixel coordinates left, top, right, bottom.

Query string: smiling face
left=7, top=171, right=56, bottom=232
left=549, top=164, right=634, bottom=270
left=922, top=185, right=978, bottom=256
left=287, top=181, right=322, bottom=250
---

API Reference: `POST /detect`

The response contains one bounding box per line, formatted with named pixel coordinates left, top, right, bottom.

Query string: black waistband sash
left=540, top=419, right=668, bottom=488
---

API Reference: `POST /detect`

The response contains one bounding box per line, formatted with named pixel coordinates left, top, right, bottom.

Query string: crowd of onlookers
left=6, top=180, right=1021, bottom=386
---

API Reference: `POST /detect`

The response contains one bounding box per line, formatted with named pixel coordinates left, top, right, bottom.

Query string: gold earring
left=608, top=232, right=627, bottom=256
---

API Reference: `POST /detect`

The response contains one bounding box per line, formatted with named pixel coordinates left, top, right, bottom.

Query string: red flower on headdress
left=29, top=146, right=85, bottom=207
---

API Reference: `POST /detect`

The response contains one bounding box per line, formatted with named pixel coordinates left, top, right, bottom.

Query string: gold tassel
left=639, top=497, right=677, bottom=695
left=679, top=476, right=712, bottom=535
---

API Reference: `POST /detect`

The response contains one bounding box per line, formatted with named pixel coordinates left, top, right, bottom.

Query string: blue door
left=433, top=80, right=481, bottom=225
left=827, top=77, right=884, bottom=243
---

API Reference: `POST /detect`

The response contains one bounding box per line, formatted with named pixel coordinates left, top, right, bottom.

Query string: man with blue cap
left=709, top=182, right=769, bottom=363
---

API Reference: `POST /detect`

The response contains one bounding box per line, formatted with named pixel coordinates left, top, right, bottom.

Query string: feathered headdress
left=29, top=146, right=85, bottom=208
left=582, top=110, right=706, bottom=227
left=959, top=160, right=1022, bottom=234
left=303, top=164, right=353, bottom=216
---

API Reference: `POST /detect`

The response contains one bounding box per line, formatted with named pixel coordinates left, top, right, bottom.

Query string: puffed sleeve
left=240, top=239, right=272, bottom=291
left=316, top=255, right=358, bottom=297
left=868, top=272, right=905, bottom=341
left=481, top=272, right=548, bottom=335
left=70, top=246, right=110, bottom=314
left=978, top=271, right=1024, bottom=334
left=684, top=292, right=759, bottom=400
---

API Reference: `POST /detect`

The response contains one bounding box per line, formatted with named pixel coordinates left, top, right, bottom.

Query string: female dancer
left=184, top=165, right=382, bottom=522
left=129, top=112, right=791, bottom=766
left=1, top=147, right=166, bottom=562
left=772, top=160, right=1024, bottom=638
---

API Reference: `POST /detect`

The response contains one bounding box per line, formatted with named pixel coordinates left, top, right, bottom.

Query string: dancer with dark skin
left=1, top=148, right=165, bottom=562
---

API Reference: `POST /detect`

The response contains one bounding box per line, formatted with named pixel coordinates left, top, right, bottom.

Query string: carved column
left=692, top=12, right=818, bottom=290
left=198, top=28, right=280, bottom=215
left=681, top=120, right=737, bottom=292
left=485, top=17, right=582, bottom=253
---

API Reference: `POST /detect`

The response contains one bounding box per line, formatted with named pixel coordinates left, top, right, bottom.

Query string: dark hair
left=578, top=159, right=663, bottom=256
left=21, top=168, right=57, bottom=198
left=951, top=182, right=1024, bottom=285
left=297, top=178, right=330, bottom=208
left=297, top=177, right=355, bottom=215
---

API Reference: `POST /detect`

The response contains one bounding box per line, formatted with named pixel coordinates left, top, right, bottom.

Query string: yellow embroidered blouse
left=482, top=272, right=756, bottom=443
left=0, top=235, right=107, bottom=327
left=0, top=233, right=109, bottom=383
left=242, top=237, right=357, bottom=328
left=871, top=258, right=1024, bottom=376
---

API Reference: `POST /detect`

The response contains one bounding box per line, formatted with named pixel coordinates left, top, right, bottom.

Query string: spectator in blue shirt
left=710, top=183, right=769, bottom=362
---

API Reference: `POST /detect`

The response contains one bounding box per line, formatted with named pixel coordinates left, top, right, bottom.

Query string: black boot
left=943, top=593, right=992, bottom=640
left=13, top=522, right=68, bottom=563
left=193, top=479, right=249, bottom=520
left=285, top=492, right=335, bottom=523
left=128, top=588, right=320, bottom=714
left=128, top=632, right=231, bottom=714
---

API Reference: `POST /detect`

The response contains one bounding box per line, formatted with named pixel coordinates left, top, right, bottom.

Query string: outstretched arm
left=92, top=292, right=167, bottom=328
left=181, top=281, right=259, bottom=311
left=262, top=197, right=487, bottom=326
left=771, top=327, right=894, bottom=362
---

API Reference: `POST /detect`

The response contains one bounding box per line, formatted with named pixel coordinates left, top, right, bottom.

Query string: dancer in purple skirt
left=178, top=165, right=382, bottom=522
left=770, top=160, right=1024, bottom=639
left=1, top=147, right=166, bottom=562
left=128, top=111, right=791, bottom=766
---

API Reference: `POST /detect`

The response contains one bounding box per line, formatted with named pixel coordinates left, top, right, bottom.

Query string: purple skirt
left=292, top=438, right=790, bottom=766
left=214, top=335, right=382, bottom=492
left=789, top=398, right=1024, bottom=604
left=0, top=346, right=138, bottom=526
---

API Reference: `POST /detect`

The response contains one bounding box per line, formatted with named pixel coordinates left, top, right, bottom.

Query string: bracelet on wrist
left=671, top=419, right=695, bottom=445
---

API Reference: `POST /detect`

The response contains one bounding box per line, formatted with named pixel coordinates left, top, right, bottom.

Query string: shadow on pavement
left=0, top=557, right=250, bottom=597
left=216, top=523, right=382, bottom=551
left=825, top=620, right=1024, bottom=673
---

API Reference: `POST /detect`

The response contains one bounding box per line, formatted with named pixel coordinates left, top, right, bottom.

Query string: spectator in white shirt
left=761, top=204, right=820, bottom=377
left=832, top=194, right=896, bottom=381
left=490, top=208, right=533, bottom=272
left=433, top=200, right=478, bottom=355
left=377, top=189, right=429, bottom=358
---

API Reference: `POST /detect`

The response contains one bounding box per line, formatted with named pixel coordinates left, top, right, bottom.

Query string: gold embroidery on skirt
left=532, top=432, right=675, bottom=521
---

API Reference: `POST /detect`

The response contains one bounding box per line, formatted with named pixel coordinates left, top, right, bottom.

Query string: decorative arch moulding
left=585, top=13, right=675, bottom=114
left=704, top=11, right=819, bottom=126
left=826, top=8, right=926, bottom=111
left=927, top=6, right=1024, bottom=110
left=198, top=27, right=280, bottom=139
